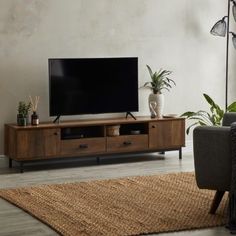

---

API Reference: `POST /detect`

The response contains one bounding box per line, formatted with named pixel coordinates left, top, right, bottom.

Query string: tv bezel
left=48, top=57, right=139, bottom=117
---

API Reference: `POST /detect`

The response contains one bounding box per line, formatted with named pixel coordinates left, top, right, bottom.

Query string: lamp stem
left=225, top=0, right=230, bottom=111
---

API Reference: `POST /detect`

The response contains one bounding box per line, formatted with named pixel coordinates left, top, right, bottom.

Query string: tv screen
left=49, top=57, right=138, bottom=116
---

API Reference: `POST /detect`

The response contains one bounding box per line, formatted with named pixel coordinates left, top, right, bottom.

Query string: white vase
left=148, top=93, right=164, bottom=118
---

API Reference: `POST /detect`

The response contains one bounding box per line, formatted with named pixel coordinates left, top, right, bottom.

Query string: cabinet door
left=43, top=128, right=60, bottom=157
left=16, top=128, right=60, bottom=160
left=17, top=130, right=44, bottom=159
left=149, top=119, right=185, bottom=149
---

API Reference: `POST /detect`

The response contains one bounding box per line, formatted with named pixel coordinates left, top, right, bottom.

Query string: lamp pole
left=225, top=0, right=231, bottom=111
left=210, top=0, right=236, bottom=110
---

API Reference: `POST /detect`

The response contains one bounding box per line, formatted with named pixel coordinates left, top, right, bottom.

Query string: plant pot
left=148, top=93, right=164, bottom=118
left=17, top=114, right=27, bottom=126
left=31, top=111, right=39, bottom=125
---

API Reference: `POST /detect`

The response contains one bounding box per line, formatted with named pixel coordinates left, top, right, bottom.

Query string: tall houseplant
left=181, top=93, right=236, bottom=134
left=142, top=65, right=175, bottom=118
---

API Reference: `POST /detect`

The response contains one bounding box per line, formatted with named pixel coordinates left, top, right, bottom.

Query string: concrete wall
left=0, top=0, right=234, bottom=154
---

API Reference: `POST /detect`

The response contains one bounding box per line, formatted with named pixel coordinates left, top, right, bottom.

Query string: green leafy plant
left=181, top=93, right=236, bottom=134
left=141, top=65, right=175, bottom=94
left=18, top=101, right=31, bottom=118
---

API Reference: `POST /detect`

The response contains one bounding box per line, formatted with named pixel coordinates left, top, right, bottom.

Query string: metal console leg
left=9, top=158, right=12, bottom=168
left=20, top=162, right=24, bottom=173
left=179, top=148, right=182, bottom=160
left=96, top=157, right=100, bottom=165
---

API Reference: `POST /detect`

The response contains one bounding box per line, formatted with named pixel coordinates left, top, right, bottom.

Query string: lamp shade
left=232, top=33, right=236, bottom=49
left=233, top=1, right=236, bottom=22
left=210, top=17, right=227, bottom=37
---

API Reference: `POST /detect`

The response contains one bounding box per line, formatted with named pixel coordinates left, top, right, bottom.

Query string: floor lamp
left=210, top=0, right=236, bottom=111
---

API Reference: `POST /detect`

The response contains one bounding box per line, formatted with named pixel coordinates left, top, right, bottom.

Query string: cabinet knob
left=152, top=125, right=156, bottom=128
left=79, top=144, right=88, bottom=149
left=123, top=141, right=132, bottom=146
left=54, top=132, right=58, bottom=135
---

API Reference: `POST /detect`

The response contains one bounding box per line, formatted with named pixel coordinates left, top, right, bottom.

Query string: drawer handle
left=54, top=132, right=58, bottom=135
left=152, top=125, right=156, bottom=128
left=79, top=144, right=88, bottom=149
left=123, top=141, right=132, bottom=146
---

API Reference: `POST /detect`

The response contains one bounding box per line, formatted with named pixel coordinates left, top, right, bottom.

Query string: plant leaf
left=146, top=65, right=153, bottom=78
left=227, top=102, right=236, bottom=112
left=203, top=93, right=215, bottom=107
left=186, top=122, right=200, bottom=135
left=181, top=111, right=196, bottom=117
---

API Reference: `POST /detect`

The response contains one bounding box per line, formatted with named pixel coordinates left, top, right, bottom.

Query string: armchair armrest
left=193, top=126, right=232, bottom=191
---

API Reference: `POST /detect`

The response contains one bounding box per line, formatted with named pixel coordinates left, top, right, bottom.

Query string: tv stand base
left=126, top=112, right=136, bottom=120
left=8, top=148, right=182, bottom=173
left=53, top=115, right=61, bottom=124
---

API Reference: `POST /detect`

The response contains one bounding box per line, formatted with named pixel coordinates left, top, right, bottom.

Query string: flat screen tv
left=49, top=57, right=138, bottom=117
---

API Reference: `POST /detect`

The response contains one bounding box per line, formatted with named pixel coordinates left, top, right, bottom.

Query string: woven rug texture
left=0, top=172, right=228, bottom=236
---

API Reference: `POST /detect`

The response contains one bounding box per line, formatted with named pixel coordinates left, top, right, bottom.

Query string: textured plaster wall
left=0, top=0, right=234, bottom=154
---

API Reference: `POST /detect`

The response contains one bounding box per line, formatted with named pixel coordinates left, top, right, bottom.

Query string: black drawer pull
left=152, top=125, right=156, bottom=128
left=123, top=141, right=132, bottom=146
left=54, top=132, right=58, bottom=135
left=79, top=144, right=88, bottom=149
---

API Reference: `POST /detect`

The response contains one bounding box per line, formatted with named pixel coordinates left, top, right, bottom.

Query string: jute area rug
left=0, top=172, right=228, bottom=236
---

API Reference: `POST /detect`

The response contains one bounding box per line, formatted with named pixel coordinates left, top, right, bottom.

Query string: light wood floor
left=0, top=149, right=230, bottom=236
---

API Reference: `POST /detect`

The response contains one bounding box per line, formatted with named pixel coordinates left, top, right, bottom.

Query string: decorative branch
left=29, top=95, right=39, bottom=112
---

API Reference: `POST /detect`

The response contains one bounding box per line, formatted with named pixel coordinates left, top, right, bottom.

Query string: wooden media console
left=4, top=116, right=185, bottom=172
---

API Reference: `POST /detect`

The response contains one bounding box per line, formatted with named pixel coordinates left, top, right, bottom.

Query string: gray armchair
left=193, top=112, right=236, bottom=214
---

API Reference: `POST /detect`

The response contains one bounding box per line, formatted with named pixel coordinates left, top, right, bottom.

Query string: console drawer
left=107, top=135, right=148, bottom=153
left=60, top=138, right=106, bottom=156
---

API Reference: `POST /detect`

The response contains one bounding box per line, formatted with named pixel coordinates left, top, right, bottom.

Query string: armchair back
left=222, top=112, right=236, bottom=126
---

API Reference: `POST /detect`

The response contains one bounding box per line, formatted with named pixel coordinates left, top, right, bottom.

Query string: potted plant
left=17, top=101, right=31, bottom=126
left=181, top=93, right=236, bottom=134
left=141, top=65, right=175, bottom=118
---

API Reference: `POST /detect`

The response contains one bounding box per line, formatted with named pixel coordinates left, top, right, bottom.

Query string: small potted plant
left=141, top=65, right=175, bottom=118
left=17, top=101, right=31, bottom=126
